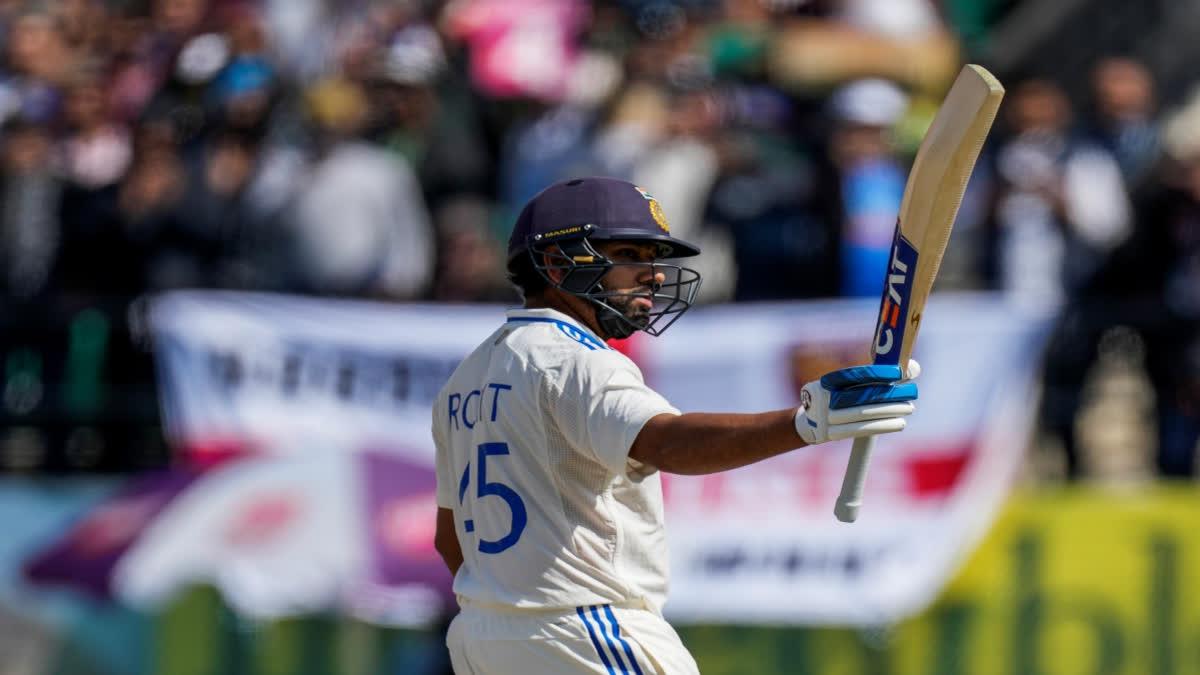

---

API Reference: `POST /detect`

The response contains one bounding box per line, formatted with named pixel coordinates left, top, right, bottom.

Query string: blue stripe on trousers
left=602, top=605, right=644, bottom=675
left=577, top=606, right=617, bottom=675
left=590, top=606, right=630, bottom=673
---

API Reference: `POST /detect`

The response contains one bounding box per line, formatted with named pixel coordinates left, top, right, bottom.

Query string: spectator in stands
left=430, top=197, right=516, bottom=303
left=1077, top=91, right=1200, bottom=477
left=1085, top=55, right=1161, bottom=194
left=54, top=65, right=138, bottom=298
left=363, top=24, right=508, bottom=304
left=285, top=77, right=436, bottom=299
left=703, top=100, right=843, bottom=301
left=151, top=0, right=210, bottom=47
left=55, top=67, right=132, bottom=190
left=0, top=117, right=60, bottom=300
left=990, top=77, right=1132, bottom=479
left=116, top=116, right=198, bottom=291
left=175, top=129, right=287, bottom=291
left=5, top=6, right=74, bottom=125
left=990, top=77, right=1131, bottom=308
left=827, top=77, right=909, bottom=297
left=9, top=5, right=78, bottom=85
left=207, top=4, right=278, bottom=139
left=46, top=0, right=108, bottom=84
left=494, top=99, right=598, bottom=229
left=369, top=23, right=492, bottom=219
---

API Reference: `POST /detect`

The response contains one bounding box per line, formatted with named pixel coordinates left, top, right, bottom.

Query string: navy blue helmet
left=507, top=177, right=703, bottom=338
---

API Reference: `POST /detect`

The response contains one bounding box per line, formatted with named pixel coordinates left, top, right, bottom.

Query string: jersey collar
left=505, top=308, right=611, bottom=351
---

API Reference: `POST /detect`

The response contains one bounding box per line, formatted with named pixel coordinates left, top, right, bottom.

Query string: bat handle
left=834, top=435, right=876, bottom=522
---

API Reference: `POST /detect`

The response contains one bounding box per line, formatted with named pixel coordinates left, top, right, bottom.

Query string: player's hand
left=793, top=361, right=920, bottom=445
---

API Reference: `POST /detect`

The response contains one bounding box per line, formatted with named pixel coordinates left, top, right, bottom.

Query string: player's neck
left=526, top=290, right=608, bottom=339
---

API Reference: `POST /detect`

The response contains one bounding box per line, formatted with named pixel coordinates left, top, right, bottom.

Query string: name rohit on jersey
left=447, top=382, right=512, bottom=430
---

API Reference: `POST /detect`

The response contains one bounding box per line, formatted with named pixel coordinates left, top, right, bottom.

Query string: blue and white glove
left=793, top=361, right=920, bottom=444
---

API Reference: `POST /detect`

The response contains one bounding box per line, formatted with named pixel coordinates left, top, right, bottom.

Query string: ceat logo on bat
left=873, top=229, right=919, bottom=365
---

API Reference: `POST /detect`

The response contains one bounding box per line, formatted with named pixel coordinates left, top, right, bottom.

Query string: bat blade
left=834, top=64, right=1005, bottom=523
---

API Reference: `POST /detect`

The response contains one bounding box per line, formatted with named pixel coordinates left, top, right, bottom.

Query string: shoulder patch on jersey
left=554, top=321, right=608, bottom=350
left=507, top=317, right=610, bottom=351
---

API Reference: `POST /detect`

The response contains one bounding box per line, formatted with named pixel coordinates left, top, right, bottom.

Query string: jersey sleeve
left=550, top=349, right=680, bottom=475
left=432, top=398, right=457, bottom=510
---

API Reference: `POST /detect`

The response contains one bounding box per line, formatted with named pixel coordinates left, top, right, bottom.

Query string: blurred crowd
left=0, top=0, right=1197, bottom=479
left=0, top=0, right=968, bottom=306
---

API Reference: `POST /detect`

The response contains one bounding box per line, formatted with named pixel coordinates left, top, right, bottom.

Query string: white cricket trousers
left=446, top=599, right=700, bottom=675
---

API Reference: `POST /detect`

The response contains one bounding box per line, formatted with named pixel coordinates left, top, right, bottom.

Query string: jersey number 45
left=458, top=442, right=527, bottom=554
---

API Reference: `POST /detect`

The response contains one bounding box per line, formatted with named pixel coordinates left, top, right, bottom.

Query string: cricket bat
left=833, top=64, right=1005, bottom=523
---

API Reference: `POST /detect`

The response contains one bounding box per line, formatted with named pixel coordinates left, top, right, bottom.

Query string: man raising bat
left=432, top=176, right=918, bottom=674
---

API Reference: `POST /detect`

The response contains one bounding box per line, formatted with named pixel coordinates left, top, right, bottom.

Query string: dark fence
left=0, top=294, right=166, bottom=473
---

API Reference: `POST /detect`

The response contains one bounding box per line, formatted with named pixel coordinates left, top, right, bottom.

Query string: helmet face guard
left=527, top=226, right=702, bottom=339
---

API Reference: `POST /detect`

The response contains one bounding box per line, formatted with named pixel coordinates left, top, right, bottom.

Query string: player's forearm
left=629, top=410, right=805, bottom=475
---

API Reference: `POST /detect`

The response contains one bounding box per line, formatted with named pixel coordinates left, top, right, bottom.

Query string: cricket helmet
left=507, top=176, right=703, bottom=339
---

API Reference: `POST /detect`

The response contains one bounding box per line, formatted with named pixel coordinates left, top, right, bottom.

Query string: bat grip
left=834, top=435, right=877, bottom=522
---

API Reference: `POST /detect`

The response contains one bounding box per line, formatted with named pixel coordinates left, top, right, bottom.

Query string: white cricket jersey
left=433, top=307, right=680, bottom=614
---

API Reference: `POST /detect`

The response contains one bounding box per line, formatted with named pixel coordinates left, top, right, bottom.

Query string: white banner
left=149, top=290, right=1052, bottom=626
left=150, top=292, right=500, bottom=466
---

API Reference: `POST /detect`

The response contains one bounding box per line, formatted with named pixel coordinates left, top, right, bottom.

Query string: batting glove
left=793, top=361, right=920, bottom=445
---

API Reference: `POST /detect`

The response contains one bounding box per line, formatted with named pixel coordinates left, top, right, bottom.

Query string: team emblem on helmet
left=649, top=200, right=669, bottom=232
left=634, top=186, right=655, bottom=200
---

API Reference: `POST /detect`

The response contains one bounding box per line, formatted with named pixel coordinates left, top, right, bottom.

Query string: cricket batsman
left=432, top=177, right=918, bottom=673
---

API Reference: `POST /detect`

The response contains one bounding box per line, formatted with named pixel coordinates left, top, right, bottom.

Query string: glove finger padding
left=793, top=362, right=919, bottom=445
left=828, top=401, right=915, bottom=425
left=828, top=417, right=908, bottom=442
